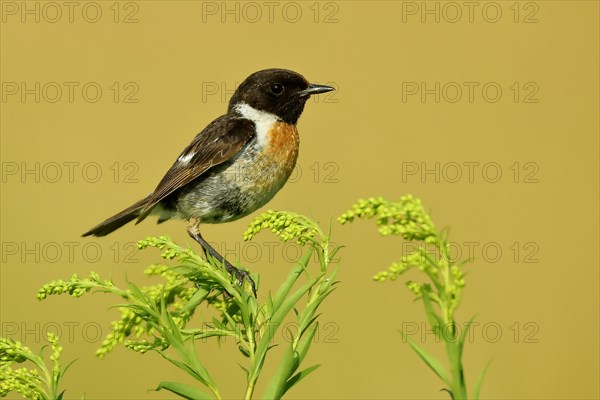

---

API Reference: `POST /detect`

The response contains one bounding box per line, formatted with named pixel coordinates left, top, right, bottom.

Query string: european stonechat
left=83, top=68, right=334, bottom=295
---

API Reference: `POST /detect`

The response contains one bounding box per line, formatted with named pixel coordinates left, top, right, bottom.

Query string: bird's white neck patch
left=233, top=102, right=279, bottom=145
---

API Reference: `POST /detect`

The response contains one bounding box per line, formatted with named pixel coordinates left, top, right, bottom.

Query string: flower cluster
left=124, top=338, right=168, bottom=354
left=137, top=236, right=198, bottom=262
left=338, top=195, right=438, bottom=243
left=373, top=249, right=432, bottom=282
left=0, top=366, right=42, bottom=399
left=96, top=308, right=147, bottom=358
left=339, top=195, right=468, bottom=316
left=243, top=210, right=319, bottom=245
left=37, top=272, right=110, bottom=300
left=38, top=240, right=240, bottom=360
left=0, top=337, right=30, bottom=364
left=0, top=333, right=70, bottom=399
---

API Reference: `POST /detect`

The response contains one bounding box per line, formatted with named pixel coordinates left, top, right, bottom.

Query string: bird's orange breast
left=264, top=122, right=300, bottom=169
left=242, top=121, right=299, bottom=196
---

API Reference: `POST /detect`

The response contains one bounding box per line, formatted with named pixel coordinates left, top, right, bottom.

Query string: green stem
left=245, top=378, right=256, bottom=400
left=437, top=241, right=467, bottom=399
left=245, top=306, right=258, bottom=400
left=438, top=242, right=453, bottom=328
left=245, top=344, right=258, bottom=398
left=446, top=338, right=467, bottom=399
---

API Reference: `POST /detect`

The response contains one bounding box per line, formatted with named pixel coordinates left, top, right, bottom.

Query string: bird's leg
left=187, top=218, right=257, bottom=297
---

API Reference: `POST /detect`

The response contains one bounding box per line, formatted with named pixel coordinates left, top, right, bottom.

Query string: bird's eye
left=270, top=83, right=285, bottom=96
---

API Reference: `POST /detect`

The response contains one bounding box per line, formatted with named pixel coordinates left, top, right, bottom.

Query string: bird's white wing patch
left=177, top=152, right=195, bottom=164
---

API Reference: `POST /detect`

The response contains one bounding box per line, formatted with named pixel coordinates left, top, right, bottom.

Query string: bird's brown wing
left=137, top=115, right=255, bottom=222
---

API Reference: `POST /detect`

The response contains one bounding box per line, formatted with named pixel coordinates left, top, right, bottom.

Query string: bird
left=82, top=68, right=334, bottom=295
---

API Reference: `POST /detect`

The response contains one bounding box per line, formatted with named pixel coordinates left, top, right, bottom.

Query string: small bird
left=83, top=68, right=334, bottom=295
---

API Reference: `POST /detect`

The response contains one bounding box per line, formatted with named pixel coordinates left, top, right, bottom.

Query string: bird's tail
left=82, top=194, right=152, bottom=237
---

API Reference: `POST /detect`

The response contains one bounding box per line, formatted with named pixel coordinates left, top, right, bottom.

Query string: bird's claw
left=224, top=261, right=257, bottom=297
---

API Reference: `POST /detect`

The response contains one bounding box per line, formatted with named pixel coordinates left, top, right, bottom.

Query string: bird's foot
left=223, top=260, right=257, bottom=297
left=186, top=219, right=257, bottom=297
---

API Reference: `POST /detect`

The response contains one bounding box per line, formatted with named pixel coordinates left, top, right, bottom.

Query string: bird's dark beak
left=298, top=84, right=335, bottom=97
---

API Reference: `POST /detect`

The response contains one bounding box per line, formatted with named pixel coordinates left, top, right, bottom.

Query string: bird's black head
left=228, top=68, right=334, bottom=124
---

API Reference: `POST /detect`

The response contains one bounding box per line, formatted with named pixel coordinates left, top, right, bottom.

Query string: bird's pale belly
left=174, top=122, right=299, bottom=223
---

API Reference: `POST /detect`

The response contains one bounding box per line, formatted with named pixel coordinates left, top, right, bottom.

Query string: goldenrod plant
left=339, top=195, right=490, bottom=400
left=35, top=211, right=340, bottom=400
left=0, top=333, right=76, bottom=400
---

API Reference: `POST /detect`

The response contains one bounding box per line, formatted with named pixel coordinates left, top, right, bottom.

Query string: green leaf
left=421, top=290, right=445, bottom=339
left=272, top=249, right=313, bottom=309
left=177, top=287, right=210, bottom=315
left=403, top=334, right=450, bottom=385
left=251, top=275, right=319, bottom=381
left=155, top=381, right=213, bottom=399
left=61, top=358, right=78, bottom=375
left=263, top=347, right=300, bottom=398
left=183, top=327, right=233, bottom=341
left=283, top=364, right=321, bottom=395
left=221, top=307, right=241, bottom=331
left=295, top=323, right=318, bottom=364
left=263, top=323, right=320, bottom=398
left=296, top=284, right=331, bottom=330
left=158, top=352, right=207, bottom=385
left=159, top=301, right=216, bottom=389
left=127, top=282, right=153, bottom=307
left=458, top=315, right=477, bottom=357
left=298, top=314, right=320, bottom=338
left=296, top=272, right=338, bottom=335
left=239, top=364, right=249, bottom=378
left=238, top=345, right=250, bottom=358
left=327, top=245, right=343, bottom=263
left=184, top=338, right=216, bottom=388
left=297, top=302, right=321, bottom=333
left=473, top=359, right=492, bottom=400
left=320, top=265, right=339, bottom=294
left=264, top=293, right=275, bottom=320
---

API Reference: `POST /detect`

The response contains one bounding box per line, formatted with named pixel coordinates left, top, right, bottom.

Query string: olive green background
left=1, top=1, right=598, bottom=399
